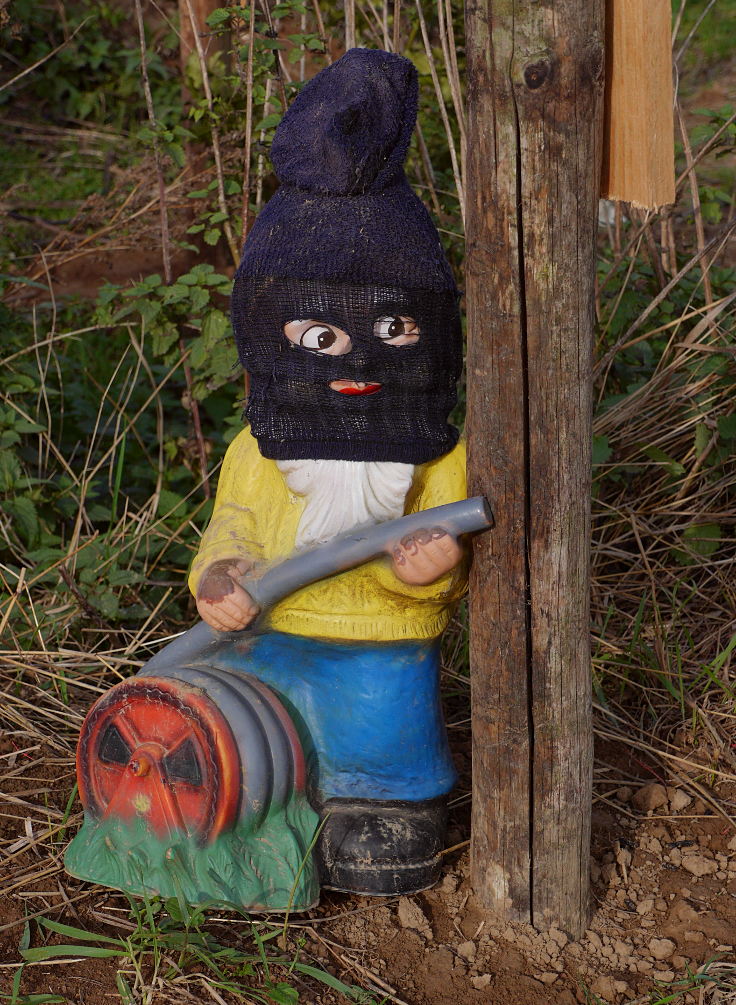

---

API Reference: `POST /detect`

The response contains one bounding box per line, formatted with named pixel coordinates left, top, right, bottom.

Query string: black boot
left=315, top=796, right=448, bottom=896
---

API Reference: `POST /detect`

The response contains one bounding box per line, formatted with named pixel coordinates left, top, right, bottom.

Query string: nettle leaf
left=151, top=325, right=180, bottom=357
left=208, top=341, right=237, bottom=378
left=592, top=434, right=612, bottom=466
left=86, top=503, right=111, bottom=522
left=202, top=309, right=230, bottom=344
left=97, top=282, right=121, bottom=305
left=158, top=489, right=188, bottom=521
left=717, top=414, right=736, bottom=439
left=694, top=421, right=711, bottom=455
left=14, top=418, right=46, bottom=434
left=0, top=448, right=22, bottom=491
left=194, top=343, right=237, bottom=398
left=0, top=429, right=21, bottom=449
left=189, top=336, right=207, bottom=370
left=206, top=7, right=232, bottom=26
left=4, top=496, right=39, bottom=544
left=639, top=445, right=685, bottom=479
left=204, top=228, right=221, bottom=246
left=255, top=112, right=282, bottom=131
left=93, top=589, right=120, bottom=620
left=168, top=143, right=185, bottom=169
left=205, top=272, right=232, bottom=289
left=6, top=373, right=38, bottom=394
left=107, top=569, right=142, bottom=587
left=672, top=523, right=722, bottom=566
left=162, top=284, right=190, bottom=305
left=178, top=267, right=209, bottom=285
left=189, top=286, right=210, bottom=312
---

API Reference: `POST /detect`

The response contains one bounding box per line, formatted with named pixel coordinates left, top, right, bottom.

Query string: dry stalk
left=311, top=0, right=332, bottom=63
left=381, top=0, right=389, bottom=49
left=240, top=0, right=257, bottom=243
left=392, top=0, right=401, bottom=51
left=133, top=0, right=173, bottom=284
left=358, top=0, right=386, bottom=45
left=436, top=0, right=466, bottom=182
left=414, top=0, right=465, bottom=227
left=345, top=0, right=356, bottom=48
left=414, top=120, right=444, bottom=218
left=182, top=0, right=240, bottom=265
left=677, top=102, right=714, bottom=305
left=255, top=75, right=274, bottom=215
left=257, top=0, right=289, bottom=111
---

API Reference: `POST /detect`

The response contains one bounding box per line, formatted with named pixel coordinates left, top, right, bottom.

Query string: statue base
left=65, top=793, right=320, bottom=912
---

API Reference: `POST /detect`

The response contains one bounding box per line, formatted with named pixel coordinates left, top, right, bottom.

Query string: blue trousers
left=219, top=631, right=456, bottom=803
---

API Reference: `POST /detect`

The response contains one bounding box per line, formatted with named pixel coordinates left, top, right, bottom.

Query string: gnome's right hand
left=196, top=558, right=260, bottom=631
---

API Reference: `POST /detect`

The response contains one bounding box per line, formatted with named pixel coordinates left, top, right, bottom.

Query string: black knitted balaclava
left=231, top=48, right=462, bottom=464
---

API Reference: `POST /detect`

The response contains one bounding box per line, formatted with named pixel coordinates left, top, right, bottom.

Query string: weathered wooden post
left=464, top=1, right=605, bottom=936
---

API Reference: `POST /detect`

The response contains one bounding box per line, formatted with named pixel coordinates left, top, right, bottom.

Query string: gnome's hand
left=391, top=528, right=462, bottom=586
left=196, top=558, right=260, bottom=631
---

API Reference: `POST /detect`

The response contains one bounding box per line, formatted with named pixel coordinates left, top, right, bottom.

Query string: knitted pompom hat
left=231, top=48, right=462, bottom=464
left=236, top=47, right=457, bottom=292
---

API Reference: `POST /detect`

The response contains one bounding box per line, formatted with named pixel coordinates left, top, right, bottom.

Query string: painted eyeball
left=373, top=316, right=420, bottom=346
left=283, top=320, right=351, bottom=355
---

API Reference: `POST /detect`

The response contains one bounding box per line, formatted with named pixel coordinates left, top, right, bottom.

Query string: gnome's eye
left=373, top=316, right=420, bottom=346
left=283, top=320, right=351, bottom=355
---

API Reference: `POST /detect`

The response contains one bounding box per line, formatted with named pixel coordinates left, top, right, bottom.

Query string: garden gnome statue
left=193, top=47, right=466, bottom=895
left=66, top=47, right=470, bottom=909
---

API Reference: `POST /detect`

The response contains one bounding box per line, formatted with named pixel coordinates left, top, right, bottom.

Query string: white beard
left=276, top=458, right=415, bottom=550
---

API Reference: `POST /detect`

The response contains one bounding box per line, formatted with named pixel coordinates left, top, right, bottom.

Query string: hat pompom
left=270, top=48, right=418, bottom=196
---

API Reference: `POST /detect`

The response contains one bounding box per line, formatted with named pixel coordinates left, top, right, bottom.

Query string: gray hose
left=140, top=496, right=493, bottom=676
left=243, top=496, right=492, bottom=608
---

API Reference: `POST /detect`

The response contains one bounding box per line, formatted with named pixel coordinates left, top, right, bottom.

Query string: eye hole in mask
left=284, top=320, right=351, bottom=355
left=373, top=315, right=420, bottom=346
left=283, top=315, right=421, bottom=355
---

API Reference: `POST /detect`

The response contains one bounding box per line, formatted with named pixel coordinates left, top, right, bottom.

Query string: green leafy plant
left=98, top=264, right=237, bottom=400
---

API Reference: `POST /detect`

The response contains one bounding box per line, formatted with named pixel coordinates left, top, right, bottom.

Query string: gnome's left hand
left=392, top=528, right=463, bottom=586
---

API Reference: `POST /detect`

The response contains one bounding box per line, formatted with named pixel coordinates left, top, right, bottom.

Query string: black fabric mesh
left=231, top=276, right=462, bottom=464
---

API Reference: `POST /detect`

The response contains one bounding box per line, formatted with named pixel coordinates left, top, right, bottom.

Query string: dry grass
left=1, top=0, right=735, bottom=1002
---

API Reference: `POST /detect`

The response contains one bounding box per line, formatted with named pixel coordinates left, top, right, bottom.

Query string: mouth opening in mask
left=330, top=380, right=383, bottom=395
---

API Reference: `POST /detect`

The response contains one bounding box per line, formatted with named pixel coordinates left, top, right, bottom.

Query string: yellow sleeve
left=188, top=429, right=274, bottom=596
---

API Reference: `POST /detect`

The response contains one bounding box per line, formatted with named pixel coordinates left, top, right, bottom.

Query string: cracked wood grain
left=465, top=0, right=604, bottom=938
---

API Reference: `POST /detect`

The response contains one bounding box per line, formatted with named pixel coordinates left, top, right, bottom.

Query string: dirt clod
left=591, top=975, right=629, bottom=1002
left=667, top=788, right=692, bottom=812
left=457, top=939, right=476, bottom=962
left=397, top=897, right=433, bottom=940
left=632, top=783, right=669, bottom=812
left=681, top=853, right=717, bottom=877
left=648, top=937, right=676, bottom=960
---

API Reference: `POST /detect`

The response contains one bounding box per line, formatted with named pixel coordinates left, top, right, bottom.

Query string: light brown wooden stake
left=465, top=0, right=604, bottom=938
left=601, top=0, right=675, bottom=208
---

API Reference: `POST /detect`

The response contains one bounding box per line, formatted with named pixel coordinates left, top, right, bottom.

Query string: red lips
left=329, top=380, right=382, bottom=396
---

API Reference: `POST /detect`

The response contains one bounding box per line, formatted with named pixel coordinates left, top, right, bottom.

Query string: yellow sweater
left=189, top=428, right=468, bottom=642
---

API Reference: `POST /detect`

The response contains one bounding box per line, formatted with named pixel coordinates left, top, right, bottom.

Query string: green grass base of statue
left=65, top=793, right=321, bottom=912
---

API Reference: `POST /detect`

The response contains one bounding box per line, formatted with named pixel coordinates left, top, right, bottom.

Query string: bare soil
left=1, top=723, right=734, bottom=1005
